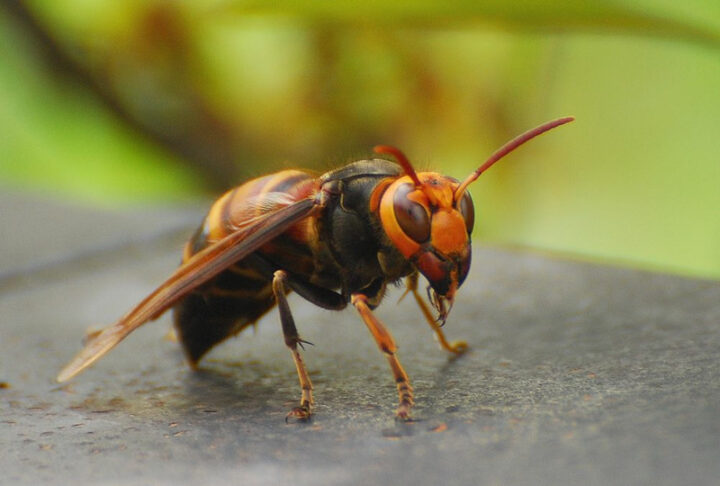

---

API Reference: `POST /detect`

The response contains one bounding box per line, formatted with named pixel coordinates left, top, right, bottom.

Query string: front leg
left=351, top=293, right=414, bottom=420
left=405, top=273, right=468, bottom=355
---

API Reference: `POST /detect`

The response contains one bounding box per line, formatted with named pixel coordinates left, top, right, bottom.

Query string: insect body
left=58, top=117, right=573, bottom=421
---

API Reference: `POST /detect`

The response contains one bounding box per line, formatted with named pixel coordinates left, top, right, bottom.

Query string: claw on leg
left=285, top=401, right=312, bottom=423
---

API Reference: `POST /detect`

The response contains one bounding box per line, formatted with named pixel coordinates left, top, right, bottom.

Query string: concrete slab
left=1, top=194, right=719, bottom=486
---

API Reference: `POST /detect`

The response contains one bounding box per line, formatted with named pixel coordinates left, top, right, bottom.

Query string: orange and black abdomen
left=173, top=170, right=321, bottom=365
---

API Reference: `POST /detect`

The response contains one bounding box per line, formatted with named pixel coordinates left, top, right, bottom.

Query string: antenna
left=454, top=116, right=575, bottom=202
left=374, top=145, right=422, bottom=188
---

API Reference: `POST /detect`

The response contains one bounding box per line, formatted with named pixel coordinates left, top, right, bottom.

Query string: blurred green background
left=1, top=0, right=718, bottom=278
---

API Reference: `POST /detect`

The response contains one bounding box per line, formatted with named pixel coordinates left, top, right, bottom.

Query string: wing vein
left=57, top=198, right=319, bottom=382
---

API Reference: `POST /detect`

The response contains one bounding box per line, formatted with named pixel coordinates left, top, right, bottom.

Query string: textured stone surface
left=1, top=195, right=719, bottom=486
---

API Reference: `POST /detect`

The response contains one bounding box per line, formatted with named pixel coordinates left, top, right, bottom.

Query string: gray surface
left=1, top=194, right=719, bottom=486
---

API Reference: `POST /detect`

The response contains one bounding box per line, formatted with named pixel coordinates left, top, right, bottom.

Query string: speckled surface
left=2, top=194, right=719, bottom=486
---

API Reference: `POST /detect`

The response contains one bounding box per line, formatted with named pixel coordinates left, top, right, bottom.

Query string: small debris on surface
left=430, top=422, right=448, bottom=433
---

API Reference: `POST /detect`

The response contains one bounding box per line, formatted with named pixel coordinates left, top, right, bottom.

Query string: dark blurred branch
left=2, top=0, right=240, bottom=190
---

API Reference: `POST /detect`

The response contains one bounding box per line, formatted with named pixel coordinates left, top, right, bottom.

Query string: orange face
left=378, top=172, right=474, bottom=317
left=372, top=117, right=573, bottom=321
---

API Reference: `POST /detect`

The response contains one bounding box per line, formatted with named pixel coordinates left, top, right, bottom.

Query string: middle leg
left=272, top=270, right=314, bottom=422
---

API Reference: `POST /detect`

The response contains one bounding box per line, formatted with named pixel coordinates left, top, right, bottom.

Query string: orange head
left=375, top=116, right=574, bottom=322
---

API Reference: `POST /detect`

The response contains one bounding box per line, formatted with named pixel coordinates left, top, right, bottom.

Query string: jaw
left=427, top=287, right=454, bottom=324
left=413, top=247, right=463, bottom=324
left=427, top=285, right=456, bottom=326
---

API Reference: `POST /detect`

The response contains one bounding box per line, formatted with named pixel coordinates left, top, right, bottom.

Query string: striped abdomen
left=173, top=170, right=323, bottom=364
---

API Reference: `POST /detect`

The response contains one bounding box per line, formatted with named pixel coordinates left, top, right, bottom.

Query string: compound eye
left=393, top=183, right=430, bottom=243
left=458, top=191, right=474, bottom=234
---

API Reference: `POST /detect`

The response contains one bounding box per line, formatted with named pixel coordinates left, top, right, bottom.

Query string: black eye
left=458, top=192, right=474, bottom=234
left=393, top=183, right=430, bottom=243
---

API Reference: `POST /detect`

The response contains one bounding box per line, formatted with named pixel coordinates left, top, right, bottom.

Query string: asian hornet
left=58, top=117, right=574, bottom=421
